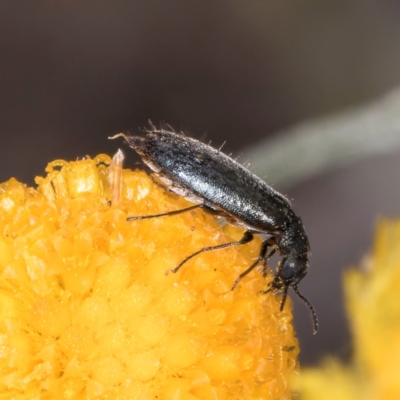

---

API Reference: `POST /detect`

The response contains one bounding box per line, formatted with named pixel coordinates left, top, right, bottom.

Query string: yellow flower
left=297, top=219, right=400, bottom=400
left=0, top=154, right=299, bottom=399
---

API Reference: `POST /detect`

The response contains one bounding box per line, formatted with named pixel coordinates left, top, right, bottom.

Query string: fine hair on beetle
left=110, top=123, right=318, bottom=334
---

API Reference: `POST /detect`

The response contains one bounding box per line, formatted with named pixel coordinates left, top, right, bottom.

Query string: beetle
left=112, top=125, right=318, bottom=334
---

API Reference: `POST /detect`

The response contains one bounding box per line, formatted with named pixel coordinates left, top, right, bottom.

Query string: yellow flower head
left=0, top=154, right=299, bottom=399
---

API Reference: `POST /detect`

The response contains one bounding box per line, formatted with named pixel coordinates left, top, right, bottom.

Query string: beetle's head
left=273, top=256, right=308, bottom=289
left=265, top=256, right=318, bottom=334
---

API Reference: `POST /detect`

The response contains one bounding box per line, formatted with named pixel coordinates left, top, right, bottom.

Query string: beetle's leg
left=127, top=204, right=201, bottom=221
left=274, top=257, right=285, bottom=276
left=260, top=256, right=287, bottom=295
left=171, top=230, right=254, bottom=273
left=259, top=237, right=277, bottom=277
left=231, top=239, right=275, bottom=290
left=260, top=248, right=276, bottom=278
left=279, top=285, right=289, bottom=311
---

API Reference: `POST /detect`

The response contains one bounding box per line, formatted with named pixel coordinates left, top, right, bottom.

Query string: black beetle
left=112, top=125, right=318, bottom=334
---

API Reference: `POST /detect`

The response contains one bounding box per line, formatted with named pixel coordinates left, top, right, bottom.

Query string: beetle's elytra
left=111, top=124, right=318, bottom=334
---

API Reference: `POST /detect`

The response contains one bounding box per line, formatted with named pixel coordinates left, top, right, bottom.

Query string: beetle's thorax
left=277, top=213, right=310, bottom=258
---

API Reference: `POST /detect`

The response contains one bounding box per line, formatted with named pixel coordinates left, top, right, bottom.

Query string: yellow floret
left=0, top=154, right=299, bottom=399
left=297, top=219, right=400, bottom=400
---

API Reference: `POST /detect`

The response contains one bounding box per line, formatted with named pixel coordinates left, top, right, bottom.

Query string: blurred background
left=2, top=1, right=400, bottom=365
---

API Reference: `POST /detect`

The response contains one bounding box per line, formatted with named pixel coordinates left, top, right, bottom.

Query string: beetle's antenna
left=293, top=285, right=319, bottom=335
left=279, top=285, right=289, bottom=312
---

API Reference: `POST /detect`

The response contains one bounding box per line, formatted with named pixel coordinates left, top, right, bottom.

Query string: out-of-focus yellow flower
left=0, top=154, right=299, bottom=399
left=298, top=219, right=400, bottom=400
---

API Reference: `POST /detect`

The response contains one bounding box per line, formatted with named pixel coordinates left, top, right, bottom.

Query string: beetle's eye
left=280, top=259, right=296, bottom=279
left=280, top=258, right=308, bottom=286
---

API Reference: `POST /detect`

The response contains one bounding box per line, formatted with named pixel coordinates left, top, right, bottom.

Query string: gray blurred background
left=2, top=1, right=400, bottom=365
